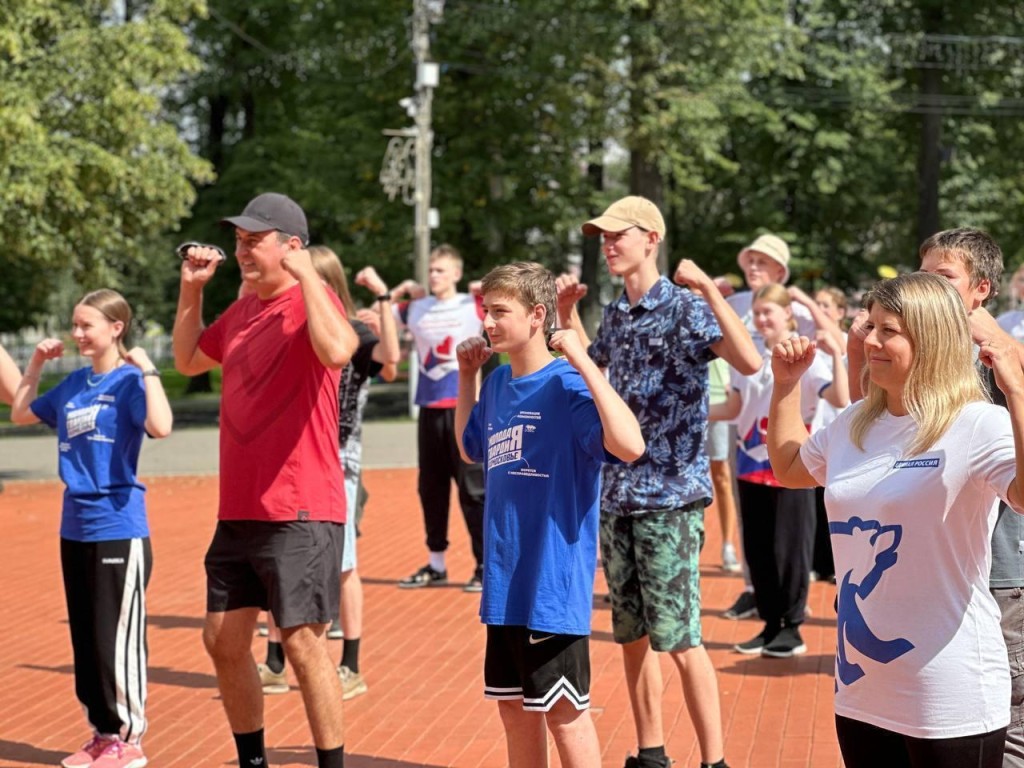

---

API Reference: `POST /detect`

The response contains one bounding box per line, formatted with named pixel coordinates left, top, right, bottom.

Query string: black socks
left=341, top=638, right=360, bottom=673
left=266, top=641, right=285, bottom=674
left=316, top=745, right=344, bottom=768
left=233, top=729, right=268, bottom=768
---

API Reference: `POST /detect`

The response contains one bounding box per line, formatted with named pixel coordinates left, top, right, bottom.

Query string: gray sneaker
left=257, top=663, right=288, bottom=694
left=327, top=618, right=343, bottom=640
left=338, top=665, right=368, bottom=700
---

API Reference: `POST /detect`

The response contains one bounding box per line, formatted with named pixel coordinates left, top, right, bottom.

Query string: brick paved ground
left=0, top=471, right=842, bottom=768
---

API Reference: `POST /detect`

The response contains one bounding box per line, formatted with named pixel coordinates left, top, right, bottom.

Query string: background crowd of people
left=7, top=191, right=1024, bottom=768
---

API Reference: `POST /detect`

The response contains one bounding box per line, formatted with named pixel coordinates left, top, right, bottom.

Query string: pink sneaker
left=91, top=740, right=148, bottom=768
left=62, top=735, right=116, bottom=767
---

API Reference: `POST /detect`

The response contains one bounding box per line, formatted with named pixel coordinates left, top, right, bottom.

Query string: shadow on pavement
left=148, top=613, right=206, bottom=630
left=0, top=738, right=68, bottom=766
left=269, top=747, right=447, bottom=767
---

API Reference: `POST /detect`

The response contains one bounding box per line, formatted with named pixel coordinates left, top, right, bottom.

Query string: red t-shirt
left=199, top=283, right=345, bottom=523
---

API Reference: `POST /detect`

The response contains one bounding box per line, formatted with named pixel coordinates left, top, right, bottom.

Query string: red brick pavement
left=0, top=470, right=843, bottom=768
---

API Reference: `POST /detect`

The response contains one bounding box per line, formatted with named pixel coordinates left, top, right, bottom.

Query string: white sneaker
left=722, top=542, right=741, bottom=573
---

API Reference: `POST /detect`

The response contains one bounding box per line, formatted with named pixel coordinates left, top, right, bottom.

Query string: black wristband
left=142, top=369, right=161, bottom=378
left=376, top=294, right=391, bottom=302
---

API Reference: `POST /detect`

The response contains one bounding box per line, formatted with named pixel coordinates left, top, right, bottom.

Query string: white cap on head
left=738, top=234, right=791, bottom=283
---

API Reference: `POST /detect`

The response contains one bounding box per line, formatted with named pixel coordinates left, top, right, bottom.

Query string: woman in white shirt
left=767, top=272, right=1024, bottom=768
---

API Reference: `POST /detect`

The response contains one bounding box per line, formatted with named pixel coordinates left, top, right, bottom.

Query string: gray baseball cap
left=221, top=192, right=309, bottom=245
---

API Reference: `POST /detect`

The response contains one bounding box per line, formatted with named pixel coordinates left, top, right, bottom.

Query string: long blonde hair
left=78, top=289, right=132, bottom=358
left=849, top=272, right=986, bottom=455
left=309, top=245, right=356, bottom=316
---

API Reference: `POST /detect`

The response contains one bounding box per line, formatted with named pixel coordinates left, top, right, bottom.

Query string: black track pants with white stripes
left=61, top=537, right=152, bottom=743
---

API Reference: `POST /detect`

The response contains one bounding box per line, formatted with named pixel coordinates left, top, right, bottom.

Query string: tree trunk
left=581, top=140, right=604, bottom=336
left=917, top=7, right=944, bottom=243
left=628, top=0, right=668, bottom=274
left=917, top=67, right=942, bottom=243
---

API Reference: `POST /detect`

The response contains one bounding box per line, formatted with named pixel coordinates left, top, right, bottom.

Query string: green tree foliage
left=146, top=0, right=1024, bottom=335
left=0, top=0, right=213, bottom=331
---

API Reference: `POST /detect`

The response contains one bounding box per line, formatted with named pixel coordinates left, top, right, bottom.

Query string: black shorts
left=205, top=520, right=344, bottom=629
left=483, top=625, right=591, bottom=712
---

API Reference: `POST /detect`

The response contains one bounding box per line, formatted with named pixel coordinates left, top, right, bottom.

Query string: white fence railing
left=0, top=332, right=174, bottom=376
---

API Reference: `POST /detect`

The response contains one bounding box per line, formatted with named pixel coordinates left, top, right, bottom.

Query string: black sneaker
left=734, top=626, right=777, bottom=655
left=722, top=590, right=758, bottom=620
left=463, top=566, right=483, bottom=593
left=623, top=753, right=671, bottom=768
left=398, top=565, right=448, bottom=589
left=762, top=625, right=807, bottom=658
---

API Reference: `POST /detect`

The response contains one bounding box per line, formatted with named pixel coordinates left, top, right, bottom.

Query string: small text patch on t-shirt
left=892, top=458, right=940, bottom=469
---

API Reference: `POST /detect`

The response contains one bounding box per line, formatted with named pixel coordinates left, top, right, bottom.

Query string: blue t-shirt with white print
left=463, top=358, right=616, bottom=636
left=31, top=365, right=149, bottom=542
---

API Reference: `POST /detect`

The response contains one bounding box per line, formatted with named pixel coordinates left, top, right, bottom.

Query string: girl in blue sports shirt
left=11, top=289, right=172, bottom=768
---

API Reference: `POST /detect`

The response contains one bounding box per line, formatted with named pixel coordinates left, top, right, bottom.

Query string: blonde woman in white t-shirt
left=767, top=272, right=1024, bottom=768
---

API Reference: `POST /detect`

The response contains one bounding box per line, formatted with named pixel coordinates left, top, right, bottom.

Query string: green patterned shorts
left=599, top=503, right=705, bottom=651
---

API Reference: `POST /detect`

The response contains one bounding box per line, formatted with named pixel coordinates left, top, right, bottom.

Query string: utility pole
left=411, top=0, right=441, bottom=288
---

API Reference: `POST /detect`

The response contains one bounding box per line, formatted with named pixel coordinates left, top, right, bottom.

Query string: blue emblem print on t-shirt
left=829, top=516, right=915, bottom=687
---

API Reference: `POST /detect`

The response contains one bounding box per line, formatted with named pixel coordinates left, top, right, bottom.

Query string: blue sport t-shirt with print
left=31, top=365, right=149, bottom=542
left=463, top=358, right=616, bottom=636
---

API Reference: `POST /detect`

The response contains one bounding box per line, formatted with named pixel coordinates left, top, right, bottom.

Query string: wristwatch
left=142, top=369, right=161, bottom=377
left=376, top=293, right=391, bottom=303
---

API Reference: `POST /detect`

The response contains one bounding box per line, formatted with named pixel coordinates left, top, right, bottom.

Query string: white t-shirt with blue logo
left=462, top=358, right=613, bottom=636
left=801, top=401, right=1016, bottom=738
left=31, top=366, right=149, bottom=542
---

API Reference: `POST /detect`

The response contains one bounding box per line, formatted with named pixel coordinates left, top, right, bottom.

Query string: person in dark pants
left=11, top=289, right=172, bottom=768
left=391, top=244, right=486, bottom=592
left=712, top=283, right=848, bottom=658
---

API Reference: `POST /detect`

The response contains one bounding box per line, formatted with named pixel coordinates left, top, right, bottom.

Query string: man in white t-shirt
left=392, top=244, right=487, bottom=592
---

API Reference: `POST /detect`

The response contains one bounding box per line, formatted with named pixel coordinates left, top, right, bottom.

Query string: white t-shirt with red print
left=399, top=294, right=484, bottom=408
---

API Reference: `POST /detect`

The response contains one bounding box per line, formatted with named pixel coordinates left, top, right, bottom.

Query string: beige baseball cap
left=738, top=234, right=791, bottom=283
left=582, top=196, right=666, bottom=238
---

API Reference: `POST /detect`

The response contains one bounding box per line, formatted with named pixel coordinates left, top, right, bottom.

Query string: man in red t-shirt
left=172, top=192, right=358, bottom=768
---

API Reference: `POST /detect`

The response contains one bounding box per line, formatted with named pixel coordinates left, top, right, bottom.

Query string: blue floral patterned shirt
left=589, top=276, right=722, bottom=515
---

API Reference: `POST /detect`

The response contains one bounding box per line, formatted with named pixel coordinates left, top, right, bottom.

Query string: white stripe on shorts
left=522, top=676, right=590, bottom=712
left=484, top=685, right=524, bottom=700
left=114, top=539, right=147, bottom=743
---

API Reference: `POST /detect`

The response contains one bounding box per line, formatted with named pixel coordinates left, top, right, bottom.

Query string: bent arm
left=143, top=375, right=174, bottom=439
left=370, top=300, right=402, bottom=366
left=172, top=284, right=218, bottom=375
left=822, top=351, right=850, bottom=409
left=574, top=354, right=644, bottom=462
left=560, top=304, right=591, bottom=349
left=455, top=369, right=479, bottom=464
left=299, top=273, right=358, bottom=369
left=0, top=345, right=21, bottom=405
left=709, top=389, right=741, bottom=422
left=10, top=355, right=44, bottom=425
left=767, top=379, right=818, bottom=488
left=704, top=286, right=760, bottom=375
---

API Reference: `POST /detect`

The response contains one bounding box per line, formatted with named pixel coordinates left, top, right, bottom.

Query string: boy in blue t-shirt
left=455, top=262, right=645, bottom=768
